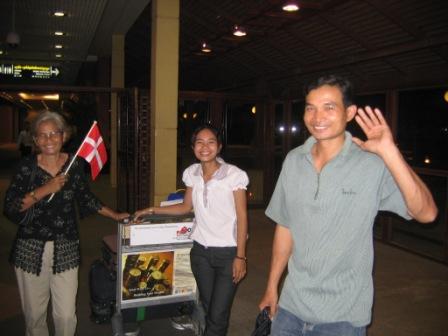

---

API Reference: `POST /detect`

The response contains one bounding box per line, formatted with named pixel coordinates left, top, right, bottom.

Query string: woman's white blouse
left=182, top=159, right=249, bottom=247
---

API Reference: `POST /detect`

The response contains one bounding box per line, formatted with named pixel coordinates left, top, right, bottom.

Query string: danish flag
left=77, top=121, right=108, bottom=180
left=47, top=121, right=108, bottom=203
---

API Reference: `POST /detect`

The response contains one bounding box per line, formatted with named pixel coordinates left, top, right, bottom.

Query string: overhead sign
left=0, top=64, right=60, bottom=79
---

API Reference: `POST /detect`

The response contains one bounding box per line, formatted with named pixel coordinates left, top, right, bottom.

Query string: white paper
left=129, top=222, right=193, bottom=246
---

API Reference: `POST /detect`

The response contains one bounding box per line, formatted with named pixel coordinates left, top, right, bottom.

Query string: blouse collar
left=193, top=157, right=230, bottom=181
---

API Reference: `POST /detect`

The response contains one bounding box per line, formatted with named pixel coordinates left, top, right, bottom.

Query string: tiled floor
left=0, top=143, right=447, bottom=336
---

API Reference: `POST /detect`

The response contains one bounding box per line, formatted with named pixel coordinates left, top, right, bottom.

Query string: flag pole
left=47, top=121, right=98, bottom=203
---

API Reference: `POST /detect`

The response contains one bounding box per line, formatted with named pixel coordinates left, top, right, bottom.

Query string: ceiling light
left=0, top=50, right=4, bottom=55
left=19, top=93, right=59, bottom=100
left=282, top=1, right=300, bottom=12
left=53, top=11, right=66, bottom=17
left=42, top=94, right=60, bottom=100
left=55, top=44, right=63, bottom=49
left=201, top=42, right=211, bottom=53
left=233, top=25, right=247, bottom=37
left=55, top=54, right=62, bottom=58
left=54, top=31, right=64, bottom=36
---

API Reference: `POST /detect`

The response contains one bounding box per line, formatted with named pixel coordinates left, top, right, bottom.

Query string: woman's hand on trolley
left=133, top=207, right=155, bottom=223
left=115, top=212, right=131, bottom=221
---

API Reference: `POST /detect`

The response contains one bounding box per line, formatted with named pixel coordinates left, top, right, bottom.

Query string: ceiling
left=0, top=0, right=149, bottom=85
left=1, top=0, right=448, bottom=97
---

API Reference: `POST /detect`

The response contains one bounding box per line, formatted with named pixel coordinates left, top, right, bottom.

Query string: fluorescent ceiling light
left=19, top=93, right=60, bottom=100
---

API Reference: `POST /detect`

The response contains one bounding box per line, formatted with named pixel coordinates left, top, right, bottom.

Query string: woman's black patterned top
left=4, top=154, right=103, bottom=275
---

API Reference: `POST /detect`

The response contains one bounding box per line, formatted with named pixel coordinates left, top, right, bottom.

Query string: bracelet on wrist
left=29, top=191, right=38, bottom=202
left=235, top=255, right=247, bottom=261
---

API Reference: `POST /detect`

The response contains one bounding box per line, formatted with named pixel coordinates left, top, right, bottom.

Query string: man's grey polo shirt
left=266, top=132, right=411, bottom=327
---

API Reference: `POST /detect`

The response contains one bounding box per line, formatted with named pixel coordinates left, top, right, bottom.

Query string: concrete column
left=110, top=34, right=125, bottom=188
left=150, top=0, right=180, bottom=206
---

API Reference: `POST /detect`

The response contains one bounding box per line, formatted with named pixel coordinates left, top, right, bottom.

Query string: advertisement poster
left=121, top=248, right=196, bottom=302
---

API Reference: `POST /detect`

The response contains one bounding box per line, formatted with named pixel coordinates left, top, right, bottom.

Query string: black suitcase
left=89, top=259, right=116, bottom=324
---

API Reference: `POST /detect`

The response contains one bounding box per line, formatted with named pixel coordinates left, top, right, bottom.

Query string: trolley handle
left=125, top=213, right=194, bottom=224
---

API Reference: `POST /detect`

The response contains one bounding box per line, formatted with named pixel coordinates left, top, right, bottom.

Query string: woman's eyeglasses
left=35, top=131, right=63, bottom=141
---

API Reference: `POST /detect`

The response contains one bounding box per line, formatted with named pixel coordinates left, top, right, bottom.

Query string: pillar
left=150, top=0, right=180, bottom=206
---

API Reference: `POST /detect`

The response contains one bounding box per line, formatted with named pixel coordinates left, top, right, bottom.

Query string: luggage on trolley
left=100, top=214, right=205, bottom=336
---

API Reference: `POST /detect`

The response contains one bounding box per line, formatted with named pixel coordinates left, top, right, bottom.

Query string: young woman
left=134, top=124, right=249, bottom=336
left=4, top=111, right=129, bottom=336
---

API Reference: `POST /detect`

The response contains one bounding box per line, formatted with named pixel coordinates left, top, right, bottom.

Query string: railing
left=374, top=168, right=448, bottom=264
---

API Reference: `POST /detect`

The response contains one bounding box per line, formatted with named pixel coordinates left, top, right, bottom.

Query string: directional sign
left=0, top=64, right=60, bottom=79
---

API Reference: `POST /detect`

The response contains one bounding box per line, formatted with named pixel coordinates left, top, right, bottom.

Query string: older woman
left=4, top=111, right=128, bottom=336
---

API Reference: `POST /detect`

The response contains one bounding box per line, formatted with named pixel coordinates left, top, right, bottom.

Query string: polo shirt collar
left=301, top=131, right=353, bottom=160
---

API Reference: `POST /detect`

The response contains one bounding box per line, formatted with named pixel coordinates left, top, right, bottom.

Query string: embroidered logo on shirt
left=342, top=188, right=357, bottom=195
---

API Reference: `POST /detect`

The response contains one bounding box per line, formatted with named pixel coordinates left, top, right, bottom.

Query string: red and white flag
left=77, top=122, right=107, bottom=180
left=47, top=121, right=107, bottom=202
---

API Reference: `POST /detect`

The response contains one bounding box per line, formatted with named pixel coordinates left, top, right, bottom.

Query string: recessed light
left=55, top=54, right=62, bottom=58
left=233, top=25, right=247, bottom=37
left=282, top=1, right=300, bottom=12
left=53, top=11, right=66, bottom=17
left=0, top=50, right=3, bottom=55
left=55, top=45, right=63, bottom=49
left=201, top=42, right=212, bottom=53
left=54, top=31, right=64, bottom=36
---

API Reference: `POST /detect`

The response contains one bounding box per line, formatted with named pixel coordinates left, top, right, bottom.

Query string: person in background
left=259, top=75, right=437, bottom=336
left=134, top=124, right=249, bottom=336
left=4, top=111, right=129, bottom=336
left=17, top=121, right=33, bottom=157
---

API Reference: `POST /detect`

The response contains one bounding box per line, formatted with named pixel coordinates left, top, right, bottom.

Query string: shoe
left=171, top=315, right=194, bottom=330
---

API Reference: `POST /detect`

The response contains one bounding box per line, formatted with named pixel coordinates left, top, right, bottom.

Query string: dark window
left=178, top=100, right=209, bottom=147
left=397, top=88, right=448, bottom=170
left=291, top=101, right=307, bottom=148
left=274, top=103, right=284, bottom=147
left=225, top=102, right=256, bottom=145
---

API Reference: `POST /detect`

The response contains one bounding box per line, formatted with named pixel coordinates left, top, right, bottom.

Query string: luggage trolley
left=110, top=214, right=205, bottom=335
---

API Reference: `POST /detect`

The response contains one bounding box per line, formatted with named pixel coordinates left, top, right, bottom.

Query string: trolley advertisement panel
left=120, top=247, right=196, bottom=304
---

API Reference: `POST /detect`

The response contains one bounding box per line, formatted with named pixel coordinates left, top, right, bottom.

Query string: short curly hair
left=30, top=111, right=67, bottom=137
